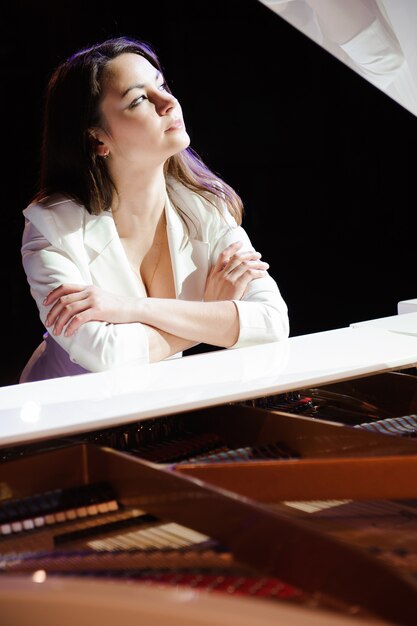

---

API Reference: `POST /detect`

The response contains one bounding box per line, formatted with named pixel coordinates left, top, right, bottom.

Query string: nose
left=154, top=90, right=178, bottom=116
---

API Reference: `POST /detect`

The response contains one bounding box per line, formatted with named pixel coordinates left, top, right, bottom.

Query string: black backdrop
left=1, top=0, right=416, bottom=386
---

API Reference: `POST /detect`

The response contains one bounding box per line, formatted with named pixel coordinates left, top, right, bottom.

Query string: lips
left=166, top=118, right=184, bottom=131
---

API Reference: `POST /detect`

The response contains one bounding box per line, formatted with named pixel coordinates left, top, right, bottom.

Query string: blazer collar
left=23, top=184, right=196, bottom=256
left=164, top=190, right=208, bottom=299
left=84, top=187, right=208, bottom=300
left=23, top=186, right=209, bottom=300
left=83, top=188, right=185, bottom=254
left=83, top=210, right=115, bottom=255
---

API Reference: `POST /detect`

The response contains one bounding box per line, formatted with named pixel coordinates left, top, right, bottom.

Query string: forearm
left=137, top=299, right=240, bottom=348
left=143, top=324, right=198, bottom=362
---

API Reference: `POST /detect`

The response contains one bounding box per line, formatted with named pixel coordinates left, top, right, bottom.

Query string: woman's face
left=95, top=52, right=190, bottom=167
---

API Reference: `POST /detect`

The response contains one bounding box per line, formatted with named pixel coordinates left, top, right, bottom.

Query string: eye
left=128, top=95, right=147, bottom=109
left=158, top=81, right=168, bottom=92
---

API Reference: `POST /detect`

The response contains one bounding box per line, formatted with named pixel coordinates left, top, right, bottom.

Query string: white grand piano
left=1, top=2, right=417, bottom=625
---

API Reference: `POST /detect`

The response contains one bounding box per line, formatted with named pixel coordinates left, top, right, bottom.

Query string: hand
left=44, top=284, right=139, bottom=337
left=204, top=241, right=269, bottom=302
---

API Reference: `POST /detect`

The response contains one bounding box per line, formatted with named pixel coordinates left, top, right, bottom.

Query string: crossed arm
left=43, top=241, right=270, bottom=362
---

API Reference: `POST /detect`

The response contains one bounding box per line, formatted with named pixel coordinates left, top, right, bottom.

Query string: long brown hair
left=35, top=36, right=243, bottom=224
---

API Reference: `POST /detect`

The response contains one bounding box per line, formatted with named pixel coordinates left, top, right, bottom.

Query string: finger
left=222, top=251, right=263, bottom=274
left=214, top=241, right=243, bottom=270
left=225, top=259, right=269, bottom=277
left=43, top=284, right=87, bottom=306
left=226, top=263, right=269, bottom=284
left=63, top=311, right=93, bottom=337
left=232, top=251, right=262, bottom=262
left=52, top=299, right=91, bottom=335
left=45, top=290, right=89, bottom=327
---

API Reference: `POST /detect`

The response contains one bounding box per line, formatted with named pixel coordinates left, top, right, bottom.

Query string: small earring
left=102, top=150, right=110, bottom=159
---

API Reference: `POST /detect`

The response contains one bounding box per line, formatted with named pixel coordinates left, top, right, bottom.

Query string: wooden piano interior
left=2, top=368, right=417, bottom=625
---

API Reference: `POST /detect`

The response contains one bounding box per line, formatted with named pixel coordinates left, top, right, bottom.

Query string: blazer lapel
left=165, top=191, right=209, bottom=300
left=84, top=211, right=144, bottom=297
left=84, top=189, right=209, bottom=301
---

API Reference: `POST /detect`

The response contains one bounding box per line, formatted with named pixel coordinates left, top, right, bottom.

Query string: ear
left=87, top=128, right=109, bottom=157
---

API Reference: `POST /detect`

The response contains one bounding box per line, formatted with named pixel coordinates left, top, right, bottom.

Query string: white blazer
left=20, top=177, right=289, bottom=381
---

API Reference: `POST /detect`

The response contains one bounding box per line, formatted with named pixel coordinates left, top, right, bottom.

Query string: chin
left=177, top=130, right=191, bottom=148
left=169, top=132, right=191, bottom=155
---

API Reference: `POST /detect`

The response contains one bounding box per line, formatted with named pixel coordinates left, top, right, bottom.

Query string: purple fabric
left=21, top=332, right=89, bottom=382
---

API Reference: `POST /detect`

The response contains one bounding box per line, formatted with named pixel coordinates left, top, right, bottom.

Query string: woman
left=20, top=36, right=289, bottom=382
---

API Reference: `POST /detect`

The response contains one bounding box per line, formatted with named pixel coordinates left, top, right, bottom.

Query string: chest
left=120, top=232, right=176, bottom=299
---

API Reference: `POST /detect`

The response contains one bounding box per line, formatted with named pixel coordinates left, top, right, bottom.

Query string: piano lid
left=258, top=0, right=417, bottom=117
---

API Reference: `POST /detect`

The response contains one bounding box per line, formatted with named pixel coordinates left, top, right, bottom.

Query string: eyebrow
left=121, top=70, right=161, bottom=98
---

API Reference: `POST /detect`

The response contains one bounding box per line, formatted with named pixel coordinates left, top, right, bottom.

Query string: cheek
left=120, top=115, right=152, bottom=136
left=111, top=117, right=162, bottom=152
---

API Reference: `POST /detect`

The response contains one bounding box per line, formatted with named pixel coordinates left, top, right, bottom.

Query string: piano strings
left=0, top=478, right=317, bottom=609
left=270, top=497, right=417, bottom=577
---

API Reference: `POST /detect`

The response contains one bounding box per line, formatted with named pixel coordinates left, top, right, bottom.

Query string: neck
left=111, top=166, right=167, bottom=235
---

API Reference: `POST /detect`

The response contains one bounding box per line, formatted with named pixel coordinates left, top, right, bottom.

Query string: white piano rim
left=1, top=325, right=417, bottom=447
left=350, top=310, right=417, bottom=335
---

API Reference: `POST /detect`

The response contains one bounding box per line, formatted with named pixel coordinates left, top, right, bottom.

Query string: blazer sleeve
left=208, top=202, right=290, bottom=348
left=21, top=219, right=150, bottom=372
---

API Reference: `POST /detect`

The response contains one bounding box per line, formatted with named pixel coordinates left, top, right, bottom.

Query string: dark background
left=1, top=0, right=416, bottom=387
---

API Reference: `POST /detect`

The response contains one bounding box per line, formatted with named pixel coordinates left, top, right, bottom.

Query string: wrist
left=127, top=296, right=145, bottom=323
left=132, top=296, right=149, bottom=324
